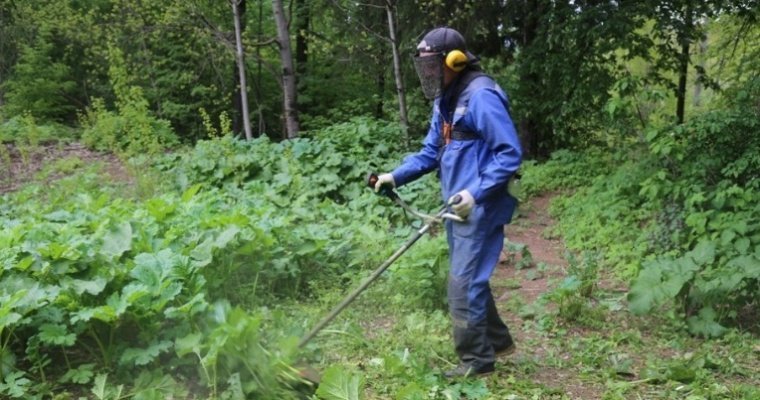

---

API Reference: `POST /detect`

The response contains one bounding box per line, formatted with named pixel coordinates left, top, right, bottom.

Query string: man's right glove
left=448, top=190, right=474, bottom=219
left=374, top=173, right=395, bottom=193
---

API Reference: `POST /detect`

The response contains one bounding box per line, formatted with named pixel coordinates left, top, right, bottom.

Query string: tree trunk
left=232, top=0, right=253, bottom=140
left=376, top=71, right=385, bottom=119
left=256, top=0, right=265, bottom=136
left=272, top=0, right=300, bottom=139
left=676, top=2, right=693, bottom=125
left=517, top=0, right=547, bottom=158
left=295, top=0, right=308, bottom=77
left=693, top=27, right=707, bottom=108
left=384, top=1, right=409, bottom=144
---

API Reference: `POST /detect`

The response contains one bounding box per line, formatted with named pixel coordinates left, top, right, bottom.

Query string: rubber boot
left=484, top=285, right=514, bottom=355
left=445, top=319, right=495, bottom=378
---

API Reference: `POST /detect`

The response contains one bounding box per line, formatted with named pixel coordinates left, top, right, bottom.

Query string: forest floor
left=492, top=194, right=606, bottom=399
left=482, top=194, right=759, bottom=399
left=0, top=142, right=130, bottom=194
left=3, top=143, right=757, bottom=399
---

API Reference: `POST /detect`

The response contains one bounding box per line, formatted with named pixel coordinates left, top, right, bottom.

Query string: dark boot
left=484, top=286, right=515, bottom=356
left=449, top=319, right=494, bottom=378
left=443, top=362, right=494, bottom=379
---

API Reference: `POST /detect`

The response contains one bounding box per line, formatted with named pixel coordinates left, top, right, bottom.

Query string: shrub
left=80, top=96, right=177, bottom=157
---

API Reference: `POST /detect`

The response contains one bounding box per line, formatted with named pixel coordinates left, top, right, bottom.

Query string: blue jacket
left=391, top=75, right=523, bottom=225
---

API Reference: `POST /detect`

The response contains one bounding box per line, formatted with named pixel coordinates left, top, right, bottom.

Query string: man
left=374, top=27, right=523, bottom=378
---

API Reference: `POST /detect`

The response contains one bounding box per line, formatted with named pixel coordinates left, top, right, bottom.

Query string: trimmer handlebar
left=367, top=172, right=462, bottom=206
left=366, top=172, right=464, bottom=223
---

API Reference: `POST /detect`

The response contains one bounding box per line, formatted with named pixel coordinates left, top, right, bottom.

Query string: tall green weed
left=80, top=45, right=177, bottom=157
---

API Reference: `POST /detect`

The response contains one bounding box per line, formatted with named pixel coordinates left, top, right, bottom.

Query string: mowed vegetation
left=1, top=1, right=759, bottom=399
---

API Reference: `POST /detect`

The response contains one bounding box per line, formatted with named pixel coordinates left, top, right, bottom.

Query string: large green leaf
left=728, top=255, right=760, bottom=279
left=119, top=340, right=173, bottom=366
left=174, top=333, right=202, bottom=357
left=315, top=365, right=362, bottom=400
left=68, top=277, right=108, bottom=296
left=627, top=263, right=665, bottom=315
left=687, top=306, right=727, bottom=338
left=101, top=222, right=132, bottom=259
left=38, top=323, right=76, bottom=346
left=688, top=239, right=716, bottom=266
left=660, top=257, right=698, bottom=297
left=131, top=249, right=179, bottom=293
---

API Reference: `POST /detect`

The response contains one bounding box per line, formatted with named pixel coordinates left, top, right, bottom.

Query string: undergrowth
left=522, top=81, right=760, bottom=337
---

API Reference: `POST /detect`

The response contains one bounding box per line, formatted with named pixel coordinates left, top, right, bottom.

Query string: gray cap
left=416, top=27, right=476, bottom=60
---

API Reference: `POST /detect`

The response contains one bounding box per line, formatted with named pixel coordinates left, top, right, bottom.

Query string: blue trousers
left=446, top=204, right=512, bottom=368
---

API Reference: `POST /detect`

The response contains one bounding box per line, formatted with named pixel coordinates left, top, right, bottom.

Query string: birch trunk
left=385, top=1, right=409, bottom=144
left=272, top=0, right=300, bottom=138
left=232, top=0, right=253, bottom=140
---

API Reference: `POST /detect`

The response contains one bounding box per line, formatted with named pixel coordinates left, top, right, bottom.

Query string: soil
left=0, top=142, right=131, bottom=194
left=492, top=193, right=607, bottom=399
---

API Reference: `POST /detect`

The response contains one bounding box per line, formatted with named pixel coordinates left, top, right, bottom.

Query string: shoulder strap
left=442, top=69, right=489, bottom=120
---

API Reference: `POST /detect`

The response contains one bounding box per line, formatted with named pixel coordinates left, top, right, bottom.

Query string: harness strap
left=451, top=129, right=479, bottom=141
left=436, top=69, right=490, bottom=162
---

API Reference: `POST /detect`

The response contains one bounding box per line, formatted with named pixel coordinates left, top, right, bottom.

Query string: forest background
left=0, top=0, right=758, bottom=399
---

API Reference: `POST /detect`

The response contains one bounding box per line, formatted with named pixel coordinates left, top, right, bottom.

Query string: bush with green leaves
left=0, top=114, right=74, bottom=144
left=0, top=181, right=319, bottom=398
left=529, top=82, right=760, bottom=336
left=519, top=147, right=617, bottom=198
left=627, top=92, right=760, bottom=336
left=0, top=116, right=434, bottom=398
left=79, top=96, right=177, bottom=158
left=1, top=36, right=77, bottom=122
left=80, top=44, right=178, bottom=158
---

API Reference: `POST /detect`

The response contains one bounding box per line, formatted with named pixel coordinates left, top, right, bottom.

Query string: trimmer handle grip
left=366, top=172, right=399, bottom=200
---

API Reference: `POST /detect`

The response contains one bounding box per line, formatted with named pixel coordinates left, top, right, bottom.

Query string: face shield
left=413, top=52, right=445, bottom=100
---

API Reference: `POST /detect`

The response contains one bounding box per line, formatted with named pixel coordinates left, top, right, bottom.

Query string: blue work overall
left=390, top=70, right=523, bottom=369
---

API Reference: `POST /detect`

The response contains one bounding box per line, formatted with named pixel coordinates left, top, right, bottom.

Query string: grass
left=3, top=143, right=757, bottom=399
left=302, top=273, right=758, bottom=399
left=297, top=195, right=760, bottom=400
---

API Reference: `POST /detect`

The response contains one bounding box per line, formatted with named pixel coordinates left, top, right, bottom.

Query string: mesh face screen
left=413, top=53, right=444, bottom=100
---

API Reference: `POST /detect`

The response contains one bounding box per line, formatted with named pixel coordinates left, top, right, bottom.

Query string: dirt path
left=492, top=194, right=606, bottom=399
left=0, top=142, right=130, bottom=194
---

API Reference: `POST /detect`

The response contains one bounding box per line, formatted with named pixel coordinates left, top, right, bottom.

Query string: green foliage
left=316, top=365, right=363, bottom=400
left=0, top=117, right=433, bottom=397
left=162, top=116, right=409, bottom=202
left=627, top=88, right=760, bottom=335
left=520, top=147, right=616, bottom=198
left=524, top=76, right=760, bottom=336
left=79, top=97, right=177, bottom=157
left=387, top=237, right=449, bottom=311
left=0, top=114, right=74, bottom=144
left=544, top=252, right=603, bottom=324
left=199, top=108, right=233, bottom=139
left=2, top=35, right=76, bottom=122
left=79, top=45, right=178, bottom=157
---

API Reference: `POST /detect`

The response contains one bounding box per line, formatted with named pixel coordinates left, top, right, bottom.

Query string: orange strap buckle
left=442, top=122, right=452, bottom=145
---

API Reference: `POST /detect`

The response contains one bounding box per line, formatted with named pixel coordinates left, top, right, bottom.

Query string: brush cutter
left=294, top=174, right=463, bottom=385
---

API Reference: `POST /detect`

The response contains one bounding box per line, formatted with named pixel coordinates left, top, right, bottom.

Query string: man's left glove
left=448, top=190, right=474, bottom=219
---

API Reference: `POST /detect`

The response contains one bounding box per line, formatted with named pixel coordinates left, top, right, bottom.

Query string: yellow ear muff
left=445, top=50, right=468, bottom=72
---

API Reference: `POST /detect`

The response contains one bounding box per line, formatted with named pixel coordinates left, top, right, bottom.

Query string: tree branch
left=328, top=0, right=391, bottom=43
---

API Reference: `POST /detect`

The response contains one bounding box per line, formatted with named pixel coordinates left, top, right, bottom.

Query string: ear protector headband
left=440, top=28, right=468, bottom=72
